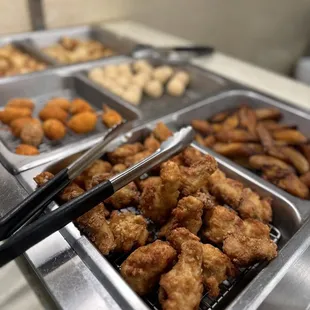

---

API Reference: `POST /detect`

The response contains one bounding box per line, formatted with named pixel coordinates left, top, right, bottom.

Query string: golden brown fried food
left=10, top=117, right=40, bottom=137
left=181, top=147, right=205, bottom=166
left=167, top=228, right=200, bottom=253
left=101, top=105, right=123, bottom=128
left=180, top=155, right=217, bottom=196
left=222, top=233, right=277, bottom=267
left=139, top=161, right=181, bottom=224
left=20, top=122, right=44, bottom=146
left=60, top=183, right=85, bottom=201
left=109, top=211, right=149, bottom=252
left=46, top=98, right=71, bottom=111
left=211, top=123, right=222, bottom=133
left=211, top=111, right=229, bottom=123
left=222, top=113, right=239, bottom=130
left=300, top=144, right=310, bottom=164
left=15, top=144, right=39, bottom=156
left=39, top=106, right=68, bottom=123
left=192, top=190, right=217, bottom=210
left=258, top=120, right=296, bottom=131
left=249, top=155, right=295, bottom=174
left=111, top=163, right=127, bottom=174
left=205, top=135, right=217, bottom=147
left=6, top=98, right=34, bottom=110
left=107, top=142, right=144, bottom=164
left=84, top=173, right=110, bottom=191
left=67, top=111, right=97, bottom=134
left=43, top=119, right=66, bottom=140
left=191, top=119, right=213, bottom=135
left=255, top=108, right=281, bottom=120
left=153, top=122, right=172, bottom=142
left=195, top=133, right=205, bottom=146
left=202, top=206, right=243, bottom=244
left=212, top=142, right=263, bottom=157
left=124, top=150, right=152, bottom=167
left=0, top=107, right=32, bottom=124
left=159, top=196, right=203, bottom=237
left=243, top=218, right=270, bottom=239
left=272, top=129, right=307, bottom=144
left=83, top=159, right=112, bottom=179
left=144, top=134, right=160, bottom=152
left=202, top=244, right=237, bottom=297
left=281, top=147, right=309, bottom=174
left=159, top=241, right=203, bottom=310
left=208, top=170, right=244, bottom=209
left=238, top=105, right=257, bottom=136
left=70, top=98, right=93, bottom=114
left=121, top=240, right=177, bottom=296
left=216, top=129, right=258, bottom=143
left=33, top=171, right=54, bottom=186
left=300, top=171, right=310, bottom=188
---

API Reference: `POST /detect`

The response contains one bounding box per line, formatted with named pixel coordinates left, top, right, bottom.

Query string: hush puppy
left=0, top=107, right=32, bottom=124
left=20, top=122, right=44, bottom=146
left=6, top=98, right=34, bottom=110
left=70, top=98, right=93, bottom=114
left=102, top=105, right=123, bottom=128
left=43, top=119, right=66, bottom=140
left=46, top=97, right=71, bottom=111
left=15, top=144, right=39, bottom=156
left=67, top=111, right=97, bottom=134
left=39, top=106, right=68, bottom=123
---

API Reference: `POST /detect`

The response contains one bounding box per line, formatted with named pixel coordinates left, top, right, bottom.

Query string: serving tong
left=0, top=122, right=195, bottom=267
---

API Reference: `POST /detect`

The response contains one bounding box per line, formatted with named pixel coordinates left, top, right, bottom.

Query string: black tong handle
left=173, top=46, right=214, bottom=55
left=0, top=180, right=114, bottom=267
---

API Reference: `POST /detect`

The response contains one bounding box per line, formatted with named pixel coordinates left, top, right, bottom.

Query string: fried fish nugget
left=191, top=119, right=213, bottom=135
left=255, top=108, right=281, bottom=120
left=159, top=241, right=203, bottom=310
left=39, top=106, right=68, bottom=123
left=216, top=129, right=258, bottom=143
left=107, top=142, right=144, bottom=164
left=242, top=218, right=270, bottom=239
left=249, top=155, right=295, bottom=174
left=10, top=117, right=40, bottom=137
left=281, top=146, right=309, bottom=174
left=153, top=122, right=173, bottom=142
left=70, top=98, right=93, bottom=114
left=167, top=228, right=200, bottom=253
left=83, top=159, right=112, bottom=179
left=0, top=107, right=32, bottom=124
left=121, top=240, right=177, bottom=296
left=20, top=122, right=44, bottom=146
left=239, top=105, right=257, bottom=136
left=15, top=144, right=39, bottom=156
left=101, top=104, right=123, bottom=128
left=272, top=129, right=307, bottom=144
left=43, top=119, right=66, bottom=140
left=213, top=142, right=263, bottom=157
left=109, top=211, right=149, bottom=252
left=6, top=98, right=34, bottom=110
left=67, top=111, right=97, bottom=134
left=46, top=97, right=71, bottom=111
left=124, top=150, right=152, bottom=167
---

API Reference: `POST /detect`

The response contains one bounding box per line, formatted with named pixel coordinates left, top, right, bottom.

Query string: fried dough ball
left=0, top=107, right=32, bottom=124
left=60, top=182, right=85, bottom=202
left=122, top=86, right=142, bottom=106
left=173, top=71, right=190, bottom=86
left=133, top=60, right=153, bottom=74
left=144, top=79, right=164, bottom=98
left=117, top=63, right=132, bottom=76
left=132, top=72, right=151, bottom=88
left=39, top=106, right=68, bottom=123
left=15, top=144, right=39, bottom=156
left=103, top=65, right=118, bottom=79
left=70, top=98, right=93, bottom=115
left=67, top=111, right=97, bottom=134
left=153, top=66, right=174, bottom=84
left=116, top=75, right=131, bottom=88
left=6, top=98, right=34, bottom=110
left=43, top=119, right=66, bottom=140
left=166, top=78, right=186, bottom=97
left=101, top=105, right=123, bottom=128
left=10, top=117, right=40, bottom=137
left=46, top=97, right=71, bottom=111
left=20, top=122, right=44, bottom=146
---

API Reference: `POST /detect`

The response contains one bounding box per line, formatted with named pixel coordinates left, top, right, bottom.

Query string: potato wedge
left=249, top=155, right=295, bottom=173
left=191, top=119, right=212, bottom=135
left=216, top=129, right=258, bottom=143
left=255, top=108, right=281, bottom=120
left=213, top=143, right=263, bottom=157
left=210, top=111, right=229, bottom=123
left=281, top=147, right=309, bottom=174
left=272, top=129, right=307, bottom=144
left=238, top=105, right=257, bottom=135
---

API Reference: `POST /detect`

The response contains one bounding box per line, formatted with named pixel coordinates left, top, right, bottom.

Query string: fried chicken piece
left=121, top=240, right=176, bottom=296
left=124, top=150, right=152, bottom=167
left=159, top=196, right=203, bottom=237
left=107, top=142, right=144, bottom=164
left=60, top=182, right=85, bottom=201
left=101, top=104, right=123, bottom=128
left=10, top=117, right=40, bottom=137
left=213, top=142, right=263, bottom=157
left=249, top=155, right=295, bottom=174
left=202, top=205, right=243, bottom=244
left=238, top=105, right=257, bottom=136
left=109, top=211, right=149, bottom=252
left=181, top=147, right=205, bottom=166
left=222, top=114, right=239, bottom=130
left=0, top=107, right=32, bottom=124
left=139, top=161, right=181, bottom=224
left=33, top=171, right=54, bottom=186
left=167, top=228, right=200, bottom=253
left=84, top=173, right=110, bottom=191
left=20, top=122, right=44, bottom=146
left=70, top=98, right=93, bottom=114
left=39, top=106, right=68, bottom=123
left=180, top=155, right=217, bottom=196
left=272, top=129, right=307, bottom=144
left=216, top=129, right=258, bottom=143
left=46, top=98, right=71, bottom=111
left=67, top=111, right=97, bottom=134
left=192, top=190, right=217, bottom=210
left=153, top=122, right=172, bottom=142
left=144, top=134, right=160, bottom=152
left=300, top=171, right=310, bottom=188
left=76, top=203, right=115, bottom=255
left=83, top=159, right=112, bottom=179
left=136, top=176, right=162, bottom=191
left=281, top=147, right=309, bottom=174
left=208, top=170, right=244, bottom=209
left=111, top=163, right=127, bottom=174
left=6, top=98, right=34, bottom=110
left=191, top=119, right=213, bottom=135
left=255, top=108, right=281, bottom=121
left=242, top=218, right=270, bottom=239
left=159, top=241, right=203, bottom=310
left=202, top=244, right=237, bottom=297
left=211, top=111, right=229, bottom=123
left=43, top=119, right=66, bottom=140
left=15, top=144, right=39, bottom=156
left=223, top=233, right=277, bottom=267
left=211, top=123, right=222, bottom=133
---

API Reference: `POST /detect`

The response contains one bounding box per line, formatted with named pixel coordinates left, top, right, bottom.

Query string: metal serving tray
left=0, top=71, right=139, bottom=174
left=171, top=89, right=310, bottom=214
left=80, top=57, right=230, bottom=121
left=17, top=121, right=303, bottom=310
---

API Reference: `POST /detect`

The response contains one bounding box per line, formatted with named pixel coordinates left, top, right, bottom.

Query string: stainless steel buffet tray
left=17, top=120, right=304, bottom=310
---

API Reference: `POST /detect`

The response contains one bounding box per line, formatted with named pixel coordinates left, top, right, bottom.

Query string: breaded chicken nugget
left=6, top=98, right=34, bottom=110
left=70, top=98, right=93, bottom=114
left=101, top=104, right=123, bottom=128
left=67, top=111, right=97, bottom=134
left=0, top=107, right=32, bottom=124
left=39, top=106, right=68, bottom=123
left=43, top=119, right=66, bottom=140
left=15, top=144, right=39, bottom=156
left=46, top=97, right=71, bottom=111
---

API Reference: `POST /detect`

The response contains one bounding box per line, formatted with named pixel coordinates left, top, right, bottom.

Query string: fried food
left=300, top=144, right=310, bottom=164
left=216, top=129, right=258, bottom=143
left=33, top=171, right=54, bottom=186
left=124, top=150, right=152, bottom=167
left=204, top=135, right=216, bottom=148
left=43, top=119, right=66, bottom=140
left=121, top=240, right=177, bottom=296
left=238, top=105, right=257, bottom=136
left=202, top=244, right=237, bottom=297
left=111, top=163, right=127, bottom=174
left=70, top=98, right=93, bottom=115
left=249, top=155, right=295, bottom=174
left=39, top=106, right=68, bottom=123
left=243, top=218, right=270, bottom=239
left=272, top=129, right=307, bottom=144
left=60, top=182, right=85, bottom=202
left=15, top=144, right=39, bottom=156
left=109, top=211, right=149, bottom=252
left=166, top=228, right=200, bottom=253
left=0, top=107, right=32, bottom=124
left=107, top=142, right=144, bottom=164
left=101, top=105, right=123, bottom=128
left=211, top=111, right=229, bottom=123
left=181, top=147, right=205, bottom=166
left=153, top=122, right=173, bottom=142
left=46, top=97, right=71, bottom=111
left=191, top=119, right=212, bottom=135
left=67, top=111, right=97, bottom=134
left=281, top=147, right=309, bottom=174
left=6, top=98, right=34, bottom=110
left=159, top=241, right=203, bottom=310
left=159, top=196, right=203, bottom=237
left=195, top=133, right=205, bottom=146
left=255, top=108, right=281, bottom=120
left=222, top=114, right=239, bottom=130
left=139, top=161, right=181, bottom=224
left=10, top=117, right=40, bottom=137
left=300, top=171, right=310, bottom=188
left=20, top=122, right=44, bottom=146
left=212, top=142, right=263, bottom=157
left=144, top=134, right=160, bottom=152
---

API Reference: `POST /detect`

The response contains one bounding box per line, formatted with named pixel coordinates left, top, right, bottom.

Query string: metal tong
left=0, top=125, right=195, bottom=267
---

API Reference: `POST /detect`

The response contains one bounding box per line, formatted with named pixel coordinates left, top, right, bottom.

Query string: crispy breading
left=20, top=122, right=44, bottom=146
left=144, top=134, right=161, bottom=152
left=124, top=150, right=152, bottom=167
left=10, top=117, right=40, bottom=137
left=6, top=98, right=34, bottom=110
left=181, top=147, right=205, bottom=166
left=46, top=98, right=70, bottom=111
left=60, top=182, right=85, bottom=201
left=70, top=98, right=93, bottom=114
left=84, top=172, right=110, bottom=191
left=192, top=190, right=217, bottom=210
left=43, top=119, right=66, bottom=140
left=121, top=240, right=177, bottom=296
left=0, top=107, right=32, bottom=125
left=39, top=106, right=68, bottom=123
left=242, top=218, right=270, bottom=239
left=153, top=122, right=173, bottom=142
left=107, top=142, right=144, bottom=164
left=33, top=171, right=54, bottom=186
left=101, top=104, right=123, bottom=128
left=159, top=241, right=203, bottom=310
left=167, top=228, right=200, bottom=253
left=191, top=119, right=213, bottom=135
